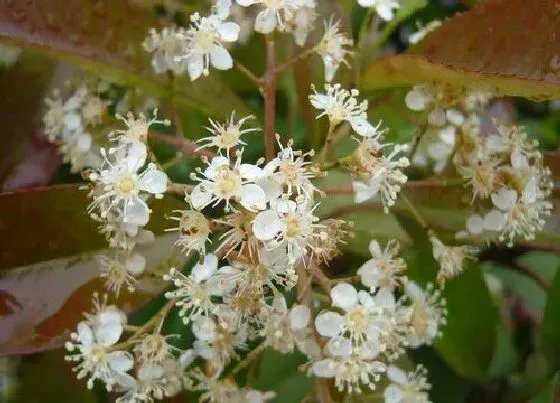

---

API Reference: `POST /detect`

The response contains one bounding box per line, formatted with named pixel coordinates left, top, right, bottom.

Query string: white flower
left=65, top=298, right=132, bottom=390
left=358, top=240, right=407, bottom=293
left=236, top=0, right=315, bottom=35
left=191, top=315, right=248, bottom=371
left=99, top=252, right=146, bottom=295
left=312, top=338, right=386, bottom=393
left=430, top=237, right=477, bottom=285
left=314, top=283, right=385, bottom=346
left=408, top=21, right=441, bottom=45
left=384, top=365, right=431, bottom=403
left=292, top=2, right=316, bottom=46
left=180, top=12, right=240, bottom=80
left=190, top=153, right=267, bottom=212
left=164, top=254, right=225, bottom=323
left=358, top=0, right=400, bottom=22
left=167, top=209, right=212, bottom=257
left=310, top=83, right=377, bottom=137
left=352, top=144, right=409, bottom=211
left=197, top=112, right=258, bottom=156
left=143, top=27, right=190, bottom=75
left=316, top=19, right=353, bottom=82
left=88, top=143, right=168, bottom=225
left=215, top=210, right=261, bottom=257
left=253, top=198, right=321, bottom=264
left=404, top=282, right=446, bottom=347
left=93, top=210, right=155, bottom=251
left=261, top=295, right=313, bottom=353
left=111, top=110, right=170, bottom=146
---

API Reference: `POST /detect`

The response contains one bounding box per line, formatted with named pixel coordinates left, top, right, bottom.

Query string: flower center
left=216, top=168, right=242, bottom=199
left=411, top=303, right=429, bottom=336
left=116, top=174, right=137, bottom=195
left=285, top=214, right=302, bottom=239
left=346, top=307, right=369, bottom=335
left=218, top=128, right=240, bottom=149
left=195, top=30, right=216, bottom=52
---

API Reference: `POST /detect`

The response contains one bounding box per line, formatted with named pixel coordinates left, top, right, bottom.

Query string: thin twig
left=128, top=298, right=178, bottom=343
left=318, top=122, right=336, bottom=166
left=321, top=178, right=466, bottom=195
left=264, top=35, right=277, bottom=161
left=167, top=182, right=193, bottom=195
left=409, top=122, right=429, bottom=161
left=148, top=131, right=215, bottom=159
left=274, top=47, right=316, bottom=74
left=400, top=193, right=429, bottom=229
left=234, top=60, right=263, bottom=86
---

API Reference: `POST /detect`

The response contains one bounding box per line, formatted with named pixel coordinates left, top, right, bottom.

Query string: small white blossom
left=236, top=0, right=315, bottom=36
left=143, top=27, right=190, bottom=75
left=404, top=282, right=446, bottom=347
left=197, top=112, right=258, bottom=156
left=111, top=110, right=170, bottom=146
left=352, top=144, right=409, bottom=211
left=358, top=240, right=407, bottom=293
left=88, top=143, right=168, bottom=226
left=430, top=237, right=477, bottom=285
left=65, top=297, right=132, bottom=390
left=164, top=254, right=225, bottom=323
left=312, top=338, right=386, bottom=393
left=167, top=209, right=212, bottom=257
left=179, top=12, right=240, bottom=80
left=99, top=252, right=146, bottom=295
left=310, top=83, right=376, bottom=137
left=384, top=365, right=431, bottom=403
left=190, top=153, right=267, bottom=212
left=316, top=19, right=353, bottom=82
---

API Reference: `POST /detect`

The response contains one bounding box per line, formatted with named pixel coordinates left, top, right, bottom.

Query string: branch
left=274, top=47, right=316, bottom=74
left=507, top=261, right=550, bottom=290
left=234, top=60, right=263, bottom=86
left=148, top=131, right=215, bottom=159
left=264, top=36, right=277, bottom=161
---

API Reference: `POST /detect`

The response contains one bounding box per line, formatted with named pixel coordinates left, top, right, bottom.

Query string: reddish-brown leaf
left=362, top=0, right=560, bottom=100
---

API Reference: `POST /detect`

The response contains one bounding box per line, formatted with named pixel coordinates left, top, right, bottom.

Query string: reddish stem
left=264, top=36, right=277, bottom=161
left=148, top=131, right=214, bottom=159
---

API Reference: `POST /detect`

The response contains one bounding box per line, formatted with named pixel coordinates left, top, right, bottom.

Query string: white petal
left=123, top=198, right=150, bottom=226
left=376, top=4, right=395, bottom=21
left=466, top=214, right=484, bottom=235
left=428, top=107, right=447, bottom=127
left=484, top=209, right=506, bottom=231
left=64, top=112, right=82, bottom=130
left=368, top=240, right=382, bottom=257
left=404, top=281, right=425, bottom=302
left=315, top=311, right=344, bottom=337
left=192, top=254, right=219, bottom=283
left=218, top=22, right=240, bottom=42
left=326, top=338, right=352, bottom=356
left=239, top=163, right=264, bottom=180
left=353, top=180, right=375, bottom=203
left=216, top=0, right=232, bottom=19
left=290, top=305, right=311, bottom=330
left=255, top=9, right=277, bottom=34
left=330, top=283, right=358, bottom=309
left=192, top=316, right=217, bottom=342
left=350, top=116, right=376, bottom=137
left=138, top=364, right=164, bottom=381
left=106, top=350, right=134, bottom=373
left=127, top=142, right=148, bottom=168
left=139, top=168, right=168, bottom=194
left=190, top=184, right=213, bottom=210
left=312, top=359, right=337, bottom=378
left=126, top=253, right=146, bottom=275
left=96, top=322, right=123, bottom=347
left=236, top=0, right=257, bottom=5
left=77, top=322, right=93, bottom=347
left=272, top=294, right=288, bottom=313
left=405, top=89, right=427, bottom=111
left=384, top=385, right=404, bottom=403
left=491, top=188, right=518, bottom=211
left=239, top=183, right=267, bottom=211
left=188, top=54, right=204, bottom=81
left=210, top=45, right=233, bottom=70
left=253, top=209, right=283, bottom=240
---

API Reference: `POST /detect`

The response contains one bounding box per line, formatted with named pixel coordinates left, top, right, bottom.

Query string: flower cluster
left=43, top=82, right=109, bottom=172
left=311, top=239, right=445, bottom=393
left=455, top=123, right=554, bottom=246
left=144, top=1, right=240, bottom=81
left=85, top=110, right=170, bottom=295
left=311, top=83, right=410, bottom=210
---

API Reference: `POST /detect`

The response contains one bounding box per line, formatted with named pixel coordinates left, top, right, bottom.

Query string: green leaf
left=362, top=0, right=560, bottom=100
left=373, top=0, right=428, bottom=50
left=540, top=263, right=560, bottom=371
left=253, top=348, right=313, bottom=403
left=0, top=1, right=248, bottom=118
left=435, top=264, right=499, bottom=380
